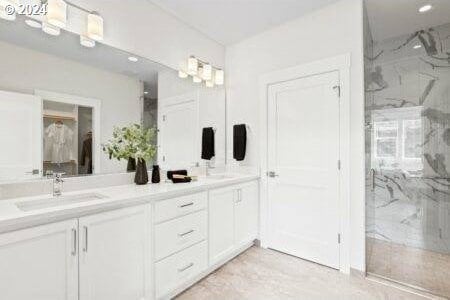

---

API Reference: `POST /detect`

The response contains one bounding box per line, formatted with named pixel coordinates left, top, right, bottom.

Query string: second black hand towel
left=233, top=124, right=247, bottom=161
left=201, top=127, right=215, bottom=160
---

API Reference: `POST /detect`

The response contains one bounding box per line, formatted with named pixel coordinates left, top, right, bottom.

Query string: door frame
left=258, top=54, right=351, bottom=274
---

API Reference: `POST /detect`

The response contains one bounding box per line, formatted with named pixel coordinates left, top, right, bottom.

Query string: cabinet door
left=0, top=220, right=78, bottom=300
left=79, top=205, right=150, bottom=300
left=235, top=182, right=259, bottom=247
left=209, top=187, right=236, bottom=265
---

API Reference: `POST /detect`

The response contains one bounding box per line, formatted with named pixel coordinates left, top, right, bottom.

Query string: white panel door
left=159, top=99, right=198, bottom=169
left=235, top=182, right=259, bottom=247
left=209, top=187, right=236, bottom=265
left=0, top=220, right=78, bottom=300
left=0, top=90, right=42, bottom=181
left=268, top=71, right=341, bottom=269
left=79, top=205, right=150, bottom=300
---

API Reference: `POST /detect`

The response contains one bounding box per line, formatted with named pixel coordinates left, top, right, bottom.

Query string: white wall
left=25, top=0, right=225, bottom=70
left=0, top=41, right=142, bottom=174
left=225, top=0, right=366, bottom=271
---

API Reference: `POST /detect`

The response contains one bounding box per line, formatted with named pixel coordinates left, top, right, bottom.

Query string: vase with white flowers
left=103, top=124, right=157, bottom=185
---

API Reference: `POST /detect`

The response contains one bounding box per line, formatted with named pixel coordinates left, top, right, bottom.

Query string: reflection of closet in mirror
left=42, top=101, right=93, bottom=176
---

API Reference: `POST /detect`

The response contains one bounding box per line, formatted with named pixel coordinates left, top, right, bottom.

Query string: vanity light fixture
left=42, top=22, right=61, bottom=36
left=179, top=55, right=225, bottom=88
left=47, top=0, right=67, bottom=29
left=80, top=35, right=96, bottom=48
left=205, top=80, right=214, bottom=88
left=128, top=56, right=139, bottom=63
left=0, top=0, right=20, bottom=21
left=178, top=70, right=188, bottom=78
left=25, top=19, right=43, bottom=28
left=87, top=12, right=104, bottom=41
left=202, top=63, right=212, bottom=81
left=418, top=4, right=432, bottom=13
left=187, top=56, right=198, bottom=75
left=214, top=69, right=224, bottom=85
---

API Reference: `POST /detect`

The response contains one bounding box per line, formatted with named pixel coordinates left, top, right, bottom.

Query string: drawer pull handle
left=179, top=202, right=194, bottom=208
left=178, top=229, right=195, bottom=237
left=178, top=263, right=194, bottom=273
left=71, top=228, right=77, bottom=256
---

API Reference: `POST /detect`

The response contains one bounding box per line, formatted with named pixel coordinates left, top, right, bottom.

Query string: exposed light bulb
left=80, top=35, right=96, bottom=48
left=42, top=22, right=61, bottom=36
left=47, top=0, right=67, bottom=28
left=187, top=57, right=198, bottom=75
left=214, top=69, right=224, bottom=85
left=418, top=4, right=432, bottom=13
left=87, top=13, right=104, bottom=41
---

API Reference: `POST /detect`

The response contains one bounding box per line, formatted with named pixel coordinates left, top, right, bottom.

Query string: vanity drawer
left=155, top=210, right=207, bottom=260
left=155, top=241, right=207, bottom=299
left=154, top=192, right=207, bottom=223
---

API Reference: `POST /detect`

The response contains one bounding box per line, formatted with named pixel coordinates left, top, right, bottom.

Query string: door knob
left=267, top=171, right=279, bottom=178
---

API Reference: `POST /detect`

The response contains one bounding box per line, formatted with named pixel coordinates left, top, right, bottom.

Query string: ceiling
left=148, top=0, right=340, bottom=45
left=0, top=15, right=170, bottom=95
left=365, top=0, right=450, bottom=42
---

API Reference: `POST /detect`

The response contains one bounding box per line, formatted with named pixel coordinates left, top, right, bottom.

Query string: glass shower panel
left=365, top=22, right=450, bottom=297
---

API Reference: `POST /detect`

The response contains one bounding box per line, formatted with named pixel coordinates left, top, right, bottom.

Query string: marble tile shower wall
left=365, top=22, right=450, bottom=254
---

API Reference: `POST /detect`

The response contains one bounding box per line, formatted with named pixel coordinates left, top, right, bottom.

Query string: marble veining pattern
left=365, top=21, right=450, bottom=296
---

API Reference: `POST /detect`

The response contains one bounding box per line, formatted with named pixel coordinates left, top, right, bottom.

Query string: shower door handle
left=371, top=169, right=375, bottom=191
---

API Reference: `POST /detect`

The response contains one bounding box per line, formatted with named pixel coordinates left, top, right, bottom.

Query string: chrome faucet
left=52, top=173, right=65, bottom=197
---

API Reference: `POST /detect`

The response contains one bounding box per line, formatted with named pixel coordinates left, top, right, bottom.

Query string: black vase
left=151, top=165, right=161, bottom=183
left=134, top=159, right=148, bottom=185
left=127, top=157, right=136, bottom=172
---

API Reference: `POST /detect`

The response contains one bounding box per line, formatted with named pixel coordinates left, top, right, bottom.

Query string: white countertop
left=0, top=173, right=259, bottom=234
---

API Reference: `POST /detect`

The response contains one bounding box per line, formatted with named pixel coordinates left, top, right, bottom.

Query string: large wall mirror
left=0, top=15, right=226, bottom=182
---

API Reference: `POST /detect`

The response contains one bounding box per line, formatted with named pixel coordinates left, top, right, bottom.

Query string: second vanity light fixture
left=0, top=0, right=104, bottom=48
left=179, top=56, right=224, bottom=87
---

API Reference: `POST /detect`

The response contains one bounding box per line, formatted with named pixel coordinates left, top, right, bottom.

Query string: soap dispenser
left=151, top=165, right=161, bottom=183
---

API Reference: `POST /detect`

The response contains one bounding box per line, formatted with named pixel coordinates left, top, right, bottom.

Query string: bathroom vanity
left=0, top=174, right=259, bottom=300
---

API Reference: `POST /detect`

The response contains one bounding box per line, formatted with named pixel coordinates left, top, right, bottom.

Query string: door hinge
left=162, top=115, right=167, bottom=121
left=338, top=233, right=341, bottom=244
left=333, top=85, right=341, bottom=98
left=162, top=155, right=166, bottom=162
left=338, top=160, right=341, bottom=170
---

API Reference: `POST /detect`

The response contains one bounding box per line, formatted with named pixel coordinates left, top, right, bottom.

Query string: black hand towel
left=233, top=124, right=247, bottom=161
left=201, top=127, right=215, bottom=160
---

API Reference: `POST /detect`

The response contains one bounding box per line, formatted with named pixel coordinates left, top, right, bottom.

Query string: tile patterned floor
left=176, top=246, right=431, bottom=300
left=367, top=237, right=450, bottom=298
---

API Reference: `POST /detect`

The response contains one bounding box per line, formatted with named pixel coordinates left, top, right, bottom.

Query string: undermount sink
left=16, top=193, right=108, bottom=212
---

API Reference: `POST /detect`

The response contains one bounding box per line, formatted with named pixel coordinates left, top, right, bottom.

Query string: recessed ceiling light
left=418, top=4, right=432, bottom=13
left=25, top=19, right=42, bottom=29
left=144, top=91, right=149, bottom=95
left=128, top=56, right=138, bottom=62
left=413, top=44, right=422, bottom=49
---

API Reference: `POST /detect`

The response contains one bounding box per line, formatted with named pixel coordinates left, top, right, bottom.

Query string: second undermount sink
left=16, top=193, right=108, bottom=212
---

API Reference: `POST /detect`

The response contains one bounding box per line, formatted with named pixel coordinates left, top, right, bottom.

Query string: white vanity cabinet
left=0, top=204, right=151, bottom=300
left=79, top=205, right=151, bottom=300
left=0, top=219, right=79, bottom=300
left=209, top=181, right=259, bottom=265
